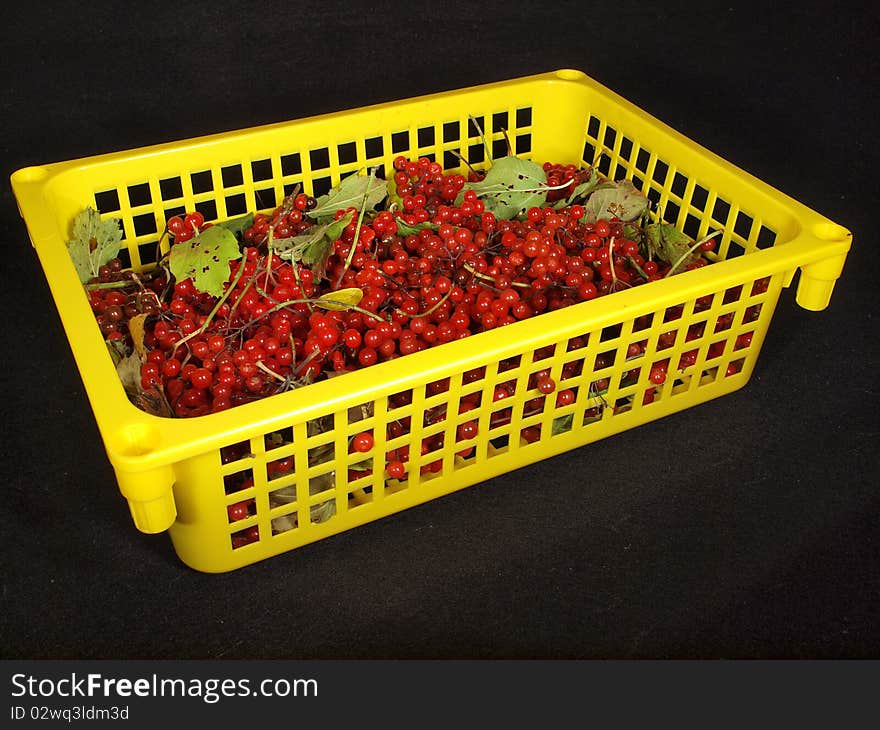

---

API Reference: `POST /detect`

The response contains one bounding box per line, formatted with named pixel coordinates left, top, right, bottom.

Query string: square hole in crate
left=635, top=148, right=651, bottom=173
left=309, top=147, right=330, bottom=171
left=743, top=302, right=763, bottom=323
left=492, top=111, right=508, bottom=133
left=663, top=304, right=685, bottom=323
left=713, top=312, right=735, bottom=334
left=231, top=526, right=260, bottom=549
left=734, top=211, right=754, bottom=242
left=515, top=134, right=532, bottom=154
left=94, top=189, right=120, bottom=213
left=194, top=199, right=218, bottom=222
left=443, top=121, right=460, bottom=143
left=311, top=176, right=333, bottom=197
left=462, top=365, right=487, bottom=385
left=443, top=150, right=461, bottom=170
left=619, top=136, right=634, bottom=164
left=265, top=427, right=293, bottom=450
left=159, top=177, right=183, bottom=201
left=656, top=327, right=679, bottom=351
left=603, top=125, right=617, bottom=151
left=671, top=171, right=688, bottom=199
left=600, top=324, right=622, bottom=342
left=391, top=131, right=409, bottom=154
left=221, top=164, right=244, bottom=188
left=691, top=183, right=709, bottom=212
left=255, top=188, right=276, bottom=210
left=516, top=107, right=532, bottom=128
left=163, top=205, right=186, bottom=224
left=251, top=158, right=273, bottom=181
left=116, top=248, right=132, bottom=269
left=336, top=141, right=358, bottom=166
left=388, top=389, right=413, bottom=411
left=498, top=354, right=521, bottom=373
left=723, top=284, right=744, bottom=305
left=587, top=115, right=601, bottom=140
left=308, top=442, right=334, bottom=468
left=190, top=170, right=213, bottom=194
left=633, top=313, right=654, bottom=332
left=566, top=334, right=589, bottom=352
left=426, top=377, right=450, bottom=397
left=493, top=139, right=509, bottom=159
left=282, top=181, right=300, bottom=197
left=467, top=115, right=486, bottom=137
left=281, top=152, right=302, bottom=176
left=225, top=193, right=247, bottom=216
left=594, top=348, right=616, bottom=370
left=712, top=197, right=731, bottom=226
left=662, top=200, right=681, bottom=226
left=224, top=467, right=254, bottom=495
left=417, top=126, right=435, bottom=148
left=132, top=212, right=157, bottom=236
left=364, top=136, right=383, bottom=159
left=727, top=240, right=747, bottom=259
left=531, top=345, right=555, bottom=363
left=127, top=182, right=151, bottom=207
left=521, top=394, right=546, bottom=419
left=581, top=140, right=596, bottom=165
left=751, top=276, right=771, bottom=296
left=137, top=241, right=159, bottom=266
left=227, top=496, right=256, bottom=524
left=267, top=454, right=295, bottom=481
left=468, top=142, right=486, bottom=164
left=583, top=403, right=605, bottom=424
left=756, top=224, right=776, bottom=250
left=652, top=158, right=671, bottom=187
left=683, top=213, right=702, bottom=239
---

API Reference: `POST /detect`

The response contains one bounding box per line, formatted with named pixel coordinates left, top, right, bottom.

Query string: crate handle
left=795, top=223, right=852, bottom=311
left=111, top=423, right=177, bottom=534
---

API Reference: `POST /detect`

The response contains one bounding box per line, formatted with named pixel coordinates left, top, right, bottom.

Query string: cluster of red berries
left=85, top=155, right=727, bottom=495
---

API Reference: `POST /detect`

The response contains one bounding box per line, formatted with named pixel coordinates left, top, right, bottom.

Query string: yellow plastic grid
left=11, top=69, right=851, bottom=572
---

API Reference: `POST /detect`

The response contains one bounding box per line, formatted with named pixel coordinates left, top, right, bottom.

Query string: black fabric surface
left=1, top=1, right=877, bottom=659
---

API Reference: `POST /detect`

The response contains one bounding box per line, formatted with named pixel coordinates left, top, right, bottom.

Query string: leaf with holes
left=458, top=155, right=548, bottom=219
left=582, top=179, right=649, bottom=223
left=168, top=225, right=242, bottom=297
left=67, top=207, right=124, bottom=283
left=274, top=210, right=354, bottom=279
left=554, top=170, right=611, bottom=209
left=645, top=222, right=702, bottom=270
left=310, top=171, right=387, bottom=219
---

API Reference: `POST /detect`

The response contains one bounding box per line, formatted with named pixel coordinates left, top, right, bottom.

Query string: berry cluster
left=84, top=155, right=722, bottom=491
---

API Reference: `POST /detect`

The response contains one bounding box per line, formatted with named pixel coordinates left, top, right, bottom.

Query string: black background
left=1, top=1, right=877, bottom=660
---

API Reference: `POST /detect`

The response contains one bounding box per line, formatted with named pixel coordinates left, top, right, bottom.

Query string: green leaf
left=582, top=179, right=649, bottom=223
left=645, top=222, right=702, bottom=270
left=214, top=212, right=254, bottom=237
left=386, top=177, right=404, bottom=210
left=275, top=210, right=354, bottom=279
left=459, top=156, right=548, bottom=219
left=552, top=414, right=574, bottom=435
left=394, top=217, right=439, bottom=237
left=67, top=207, right=123, bottom=282
left=168, top=225, right=242, bottom=297
left=310, top=171, right=387, bottom=218
left=554, top=171, right=611, bottom=208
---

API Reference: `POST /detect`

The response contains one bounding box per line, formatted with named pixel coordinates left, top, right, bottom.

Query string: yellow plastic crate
left=11, top=69, right=852, bottom=573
